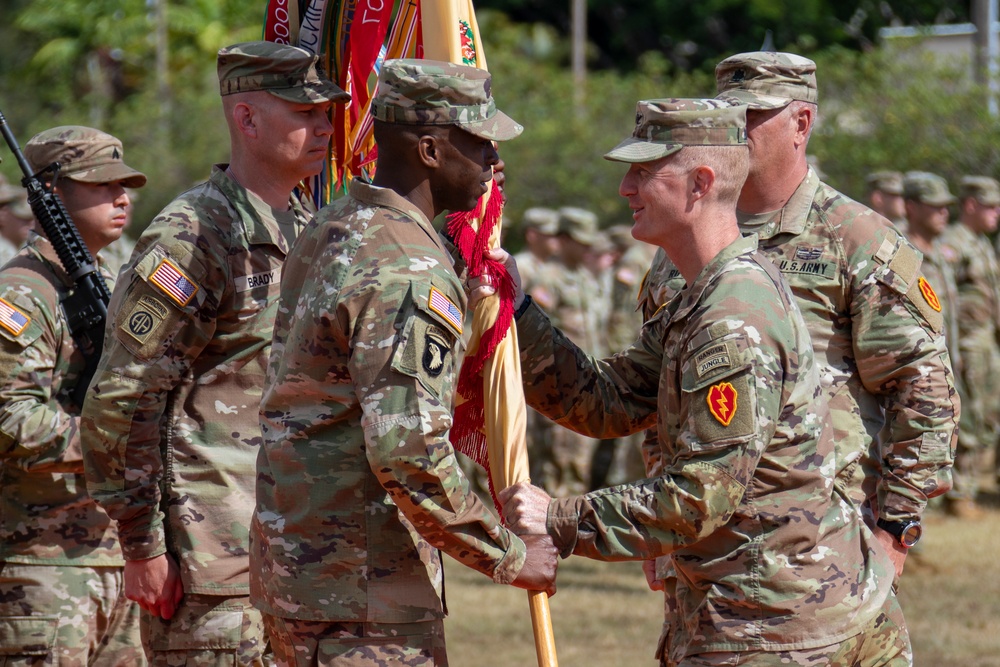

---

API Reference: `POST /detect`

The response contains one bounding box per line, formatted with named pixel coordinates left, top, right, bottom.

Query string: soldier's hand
left=125, top=553, right=185, bottom=620
left=467, top=248, right=525, bottom=310
left=499, top=481, right=551, bottom=535
left=873, top=525, right=907, bottom=579
left=511, top=533, right=558, bottom=597
left=642, top=559, right=665, bottom=591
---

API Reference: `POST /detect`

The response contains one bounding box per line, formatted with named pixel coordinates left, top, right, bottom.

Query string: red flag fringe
left=445, top=190, right=513, bottom=489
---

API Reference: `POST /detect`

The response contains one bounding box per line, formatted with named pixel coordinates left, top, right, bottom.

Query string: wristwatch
left=876, top=517, right=923, bottom=549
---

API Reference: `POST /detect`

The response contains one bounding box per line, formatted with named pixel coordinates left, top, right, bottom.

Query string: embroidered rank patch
left=918, top=277, right=942, bottom=312
left=428, top=287, right=463, bottom=335
left=122, top=295, right=169, bottom=344
left=706, top=381, right=738, bottom=427
left=0, top=297, right=30, bottom=336
left=149, top=258, right=198, bottom=306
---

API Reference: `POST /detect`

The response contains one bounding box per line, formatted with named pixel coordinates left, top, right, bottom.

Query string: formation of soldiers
left=867, top=169, right=1000, bottom=518
left=0, top=34, right=975, bottom=667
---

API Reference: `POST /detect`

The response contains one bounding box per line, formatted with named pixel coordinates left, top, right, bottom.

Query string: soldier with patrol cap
left=81, top=41, right=349, bottom=664
left=638, top=51, right=958, bottom=581
left=496, top=98, right=902, bottom=666
left=250, top=58, right=557, bottom=665
left=0, top=173, right=34, bottom=265
left=0, top=126, right=147, bottom=664
left=867, top=170, right=908, bottom=233
left=941, top=175, right=1000, bottom=517
left=513, top=206, right=560, bottom=309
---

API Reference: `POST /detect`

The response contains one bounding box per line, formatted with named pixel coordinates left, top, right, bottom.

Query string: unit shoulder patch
left=706, top=381, right=739, bottom=427
left=917, top=276, right=942, bottom=312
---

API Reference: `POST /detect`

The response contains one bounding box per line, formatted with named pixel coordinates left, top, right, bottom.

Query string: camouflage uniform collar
left=211, top=164, right=303, bottom=254
left=348, top=179, right=433, bottom=229
left=25, top=231, right=79, bottom=288
left=737, top=167, right=820, bottom=239
left=669, top=232, right=760, bottom=320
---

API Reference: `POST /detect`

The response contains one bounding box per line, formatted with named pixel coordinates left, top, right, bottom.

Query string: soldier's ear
left=416, top=131, right=443, bottom=170
left=231, top=101, right=259, bottom=139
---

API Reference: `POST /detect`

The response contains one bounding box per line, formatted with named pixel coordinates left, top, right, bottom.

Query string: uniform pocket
left=0, top=616, right=58, bottom=656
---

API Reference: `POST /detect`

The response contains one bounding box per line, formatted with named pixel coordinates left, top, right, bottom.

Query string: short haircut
left=671, top=144, right=750, bottom=205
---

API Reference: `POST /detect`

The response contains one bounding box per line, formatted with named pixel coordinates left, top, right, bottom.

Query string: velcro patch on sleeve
left=0, top=297, right=30, bottom=336
left=427, top=286, right=463, bottom=335
left=121, top=295, right=170, bottom=345
left=149, top=258, right=199, bottom=306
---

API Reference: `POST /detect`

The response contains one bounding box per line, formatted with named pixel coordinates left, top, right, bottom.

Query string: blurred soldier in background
left=941, top=175, right=1000, bottom=517
left=512, top=206, right=559, bottom=310
left=530, top=206, right=604, bottom=496
left=867, top=170, right=908, bottom=233
left=0, top=173, right=35, bottom=265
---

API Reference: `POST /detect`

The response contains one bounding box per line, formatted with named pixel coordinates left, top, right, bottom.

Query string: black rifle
left=0, top=109, right=112, bottom=407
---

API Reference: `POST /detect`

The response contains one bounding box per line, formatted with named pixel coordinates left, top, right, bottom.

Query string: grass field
left=444, top=481, right=1000, bottom=666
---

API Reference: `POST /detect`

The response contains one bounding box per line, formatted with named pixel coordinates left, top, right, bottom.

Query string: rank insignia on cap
left=707, top=381, right=738, bottom=427
left=918, top=277, right=942, bottom=312
left=0, top=297, right=30, bottom=336
left=428, top=286, right=463, bottom=335
left=150, top=258, right=198, bottom=307
left=731, top=69, right=745, bottom=82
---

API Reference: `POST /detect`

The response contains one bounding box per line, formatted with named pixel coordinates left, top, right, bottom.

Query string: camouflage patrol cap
left=8, top=198, right=32, bottom=220
left=958, top=175, right=1000, bottom=206
left=523, top=207, right=559, bottom=235
left=0, top=173, right=21, bottom=205
left=866, top=170, right=904, bottom=195
left=903, top=171, right=955, bottom=206
left=217, top=41, right=349, bottom=104
left=370, top=59, right=522, bottom=141
left=604, top=98, right=747, bottom=164
left=24, top=126, right=146, bottom=188
left=556, top=206, right=598, bottom=245
left=715, top=51, right=818, bottom=110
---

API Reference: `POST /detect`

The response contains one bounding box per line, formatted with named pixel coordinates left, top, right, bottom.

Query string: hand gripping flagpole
left=423, top=2, right=558, bottom=665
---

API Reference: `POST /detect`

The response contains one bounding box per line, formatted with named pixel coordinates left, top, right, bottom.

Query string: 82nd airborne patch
left=706, top=381, right=738, bottom=427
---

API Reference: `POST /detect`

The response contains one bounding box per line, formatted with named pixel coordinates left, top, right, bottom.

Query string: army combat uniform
left=0, top=234, right=144, bottom=666
left=0, top=125, right=147, bottom=666
left=519, top=232, right=900, bottom=664
left=252, top=59, right=528, bottom=666
left=81, top=164, right=307, bottom=663
left=942, top=216, right=1000, bottom=499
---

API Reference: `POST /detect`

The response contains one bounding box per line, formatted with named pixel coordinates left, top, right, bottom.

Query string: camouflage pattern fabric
left=0, top=234, right=122, bottom=565
left=518, top=233, right=893, bottom=657
left=23, top=125, right=146, bottom=188
left=370, top=59, right=522, bottom=141
left=140, top=594, right=269, bottom=667
left=714, top=51, right=818, bottom=109
left=941, top=222, right=1000, bottom=486
left=265, top=616, right=447, bottom=667
left=217, top=41, right=349, bottom=105
left=637, top=168, right=958, bottom=524
left=0, top=563, right=143, bottom=666
left=251, top=180, right=526, bottom=628
left=80, top=166, right=306, bottom=663
left=0, top=234, right=142, bottom=665
left=662, top=591, right=910, bottom=666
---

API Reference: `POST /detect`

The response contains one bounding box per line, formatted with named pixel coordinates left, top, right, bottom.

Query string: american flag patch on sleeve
left=0, top=297, right=30, bottom=336
left=428, top=287, right=463, bottom=335
left=149, top=258, right=199, bottom=306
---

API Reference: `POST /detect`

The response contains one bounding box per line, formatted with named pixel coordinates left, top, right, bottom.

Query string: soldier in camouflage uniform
left=0, top=126, right=147, bottom=665
left=528, top=206, right=605, bottom=495
left=0, top=174, right=34, bottom=266
left=639, top=53, right=957, bottom=580
left=250, top=59, right=557, bottom=667
left=80, top=42, right=349, bottom=666
left=900, top=172, right=962, bottom=403
left=941, top=175, right=1000, bottom=516
left=867, top=170, right=908, bottom=233
left=496, top=98, right=903, bottom=666
left=512, top=206, right=560, bottom=305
